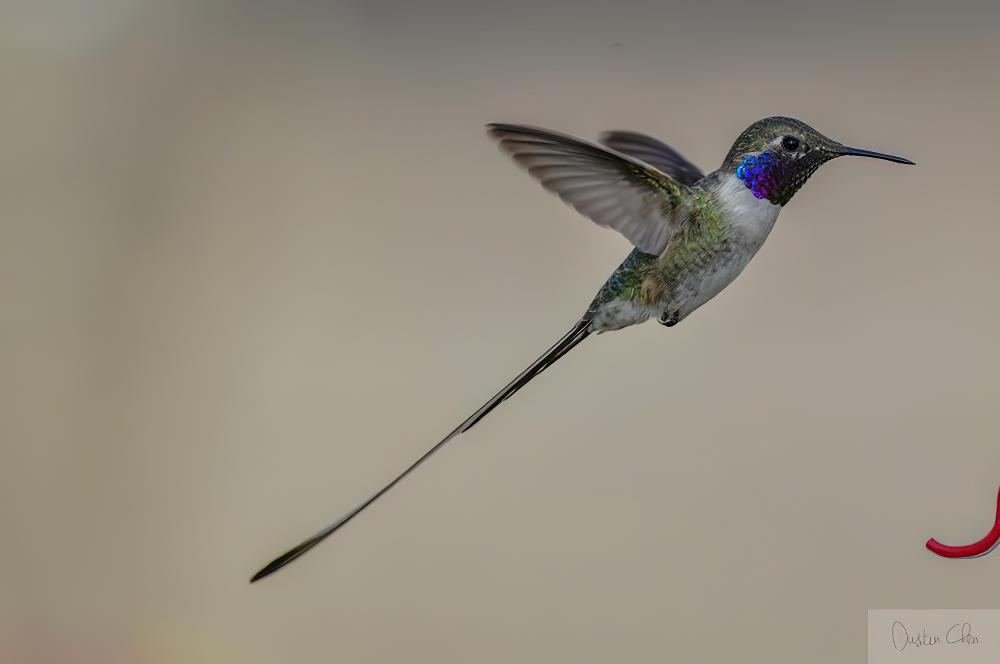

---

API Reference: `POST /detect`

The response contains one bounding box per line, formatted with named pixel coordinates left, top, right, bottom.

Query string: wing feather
left=598, top=130, right=704, bottom=186
left=487, top=123, right=693, bottom=256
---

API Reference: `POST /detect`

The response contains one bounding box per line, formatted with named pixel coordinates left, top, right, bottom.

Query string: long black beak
left=834, top=145, right=915, bottom=165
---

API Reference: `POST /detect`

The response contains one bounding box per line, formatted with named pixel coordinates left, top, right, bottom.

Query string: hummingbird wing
left=488, top=124, right=694, bottom=256
left=598, top=130, right=704, bottom=186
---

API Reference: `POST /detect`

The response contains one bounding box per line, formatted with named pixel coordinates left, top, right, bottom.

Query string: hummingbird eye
left=781, top=136, right=800, bottom=151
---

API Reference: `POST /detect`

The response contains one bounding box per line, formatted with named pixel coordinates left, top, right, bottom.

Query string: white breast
left=671, top=174, right=782, bottom=317
left=715, top=173, right=781, bottom=242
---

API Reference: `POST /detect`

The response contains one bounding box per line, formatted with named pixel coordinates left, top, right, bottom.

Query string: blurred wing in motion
left=488, top=123, right=694, bottom=256
left=599, top=130, right=704, bottom=186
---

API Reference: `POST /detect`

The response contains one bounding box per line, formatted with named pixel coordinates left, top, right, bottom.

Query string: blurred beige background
left=3, top=1, right=1000, bottom=662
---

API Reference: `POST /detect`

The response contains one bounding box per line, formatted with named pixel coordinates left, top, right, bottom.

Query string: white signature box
left=869, top=610, right=1000, bottom=663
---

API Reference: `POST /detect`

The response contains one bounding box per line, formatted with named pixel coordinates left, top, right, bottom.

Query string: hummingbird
left=250, top=116, right=913, bottom=582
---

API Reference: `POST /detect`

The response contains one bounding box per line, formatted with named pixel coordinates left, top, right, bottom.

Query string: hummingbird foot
left=658, top=311, right=679, bottom=327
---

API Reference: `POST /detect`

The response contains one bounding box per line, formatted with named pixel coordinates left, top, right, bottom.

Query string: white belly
left=672, top=175, right=782, bottom=317
left=588, top=174, right=782, bottom=332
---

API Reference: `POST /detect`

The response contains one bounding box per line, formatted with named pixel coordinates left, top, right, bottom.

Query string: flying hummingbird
left=250, top=116, right=913, bottom=582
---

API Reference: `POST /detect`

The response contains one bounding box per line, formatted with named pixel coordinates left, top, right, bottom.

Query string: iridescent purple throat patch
left=736, top=151, right=786, bottom=201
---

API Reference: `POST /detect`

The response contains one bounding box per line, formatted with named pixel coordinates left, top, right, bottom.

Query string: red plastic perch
left=926, top=487, right=1000, bottom=559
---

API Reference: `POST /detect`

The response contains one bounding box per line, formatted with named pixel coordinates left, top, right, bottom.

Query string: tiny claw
left=658, top=311, right=679, bottom=327
left=926, top=487, right=1000, bottom=559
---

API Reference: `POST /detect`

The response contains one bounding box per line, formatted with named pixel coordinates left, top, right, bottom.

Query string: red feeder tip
left=926, top=487, right=1000, bottom=559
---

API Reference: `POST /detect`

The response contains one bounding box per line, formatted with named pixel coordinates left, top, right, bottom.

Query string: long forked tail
left=250, top=319, right=592, bottom=582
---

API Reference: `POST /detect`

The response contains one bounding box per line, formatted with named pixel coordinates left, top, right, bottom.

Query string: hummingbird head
left=722, top=116, right=914, bottom=206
